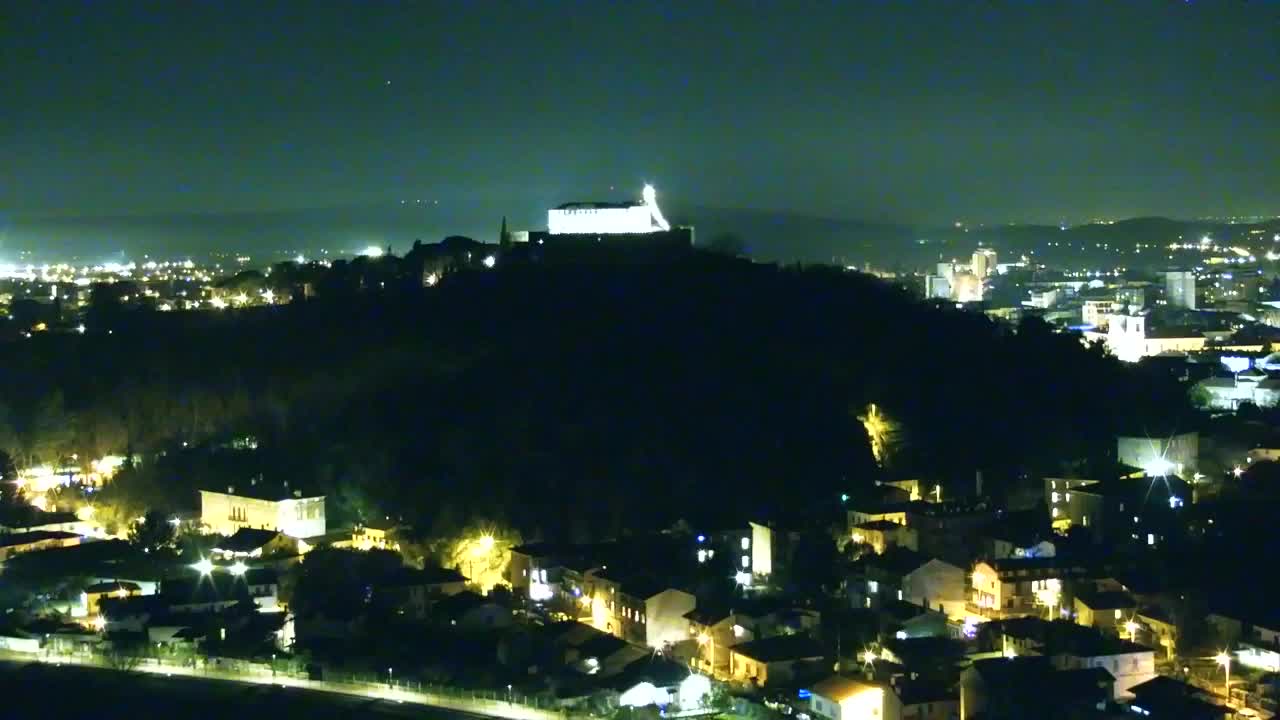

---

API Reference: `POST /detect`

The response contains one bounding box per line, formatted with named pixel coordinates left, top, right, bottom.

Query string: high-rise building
left=1164, top=271, right=1196, bottom=309
left=972, top=248, right=998, bottom=278
left=926, top=275, right=952, bottom=299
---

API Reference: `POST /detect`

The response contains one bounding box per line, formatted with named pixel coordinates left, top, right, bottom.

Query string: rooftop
left=861, top=547, right=936, bottom=577
left=853, top=520, right=908, bottom=532
left=214, top=528, right=283, bottom=553
left=810, top=675, right=878, bottom=702
left=200, top=483, right=321, bottom=502
left=0, top=530, right=80, bottom=548
left=992, top=618, right=1151, bottom=657
left=84, top=581, right=140, bottom=594
left=731, top=634, right=825, bottom=662
left=1074, top=589, right=1136, bottom=611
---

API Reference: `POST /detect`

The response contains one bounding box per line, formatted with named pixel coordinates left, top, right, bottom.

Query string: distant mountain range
left=2, top=202, right=1277, bottom=268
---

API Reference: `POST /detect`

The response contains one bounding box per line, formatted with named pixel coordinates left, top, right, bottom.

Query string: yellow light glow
left=858, top=404, right=897, bottom=465
left=1215, top=652, right=1231, bottom=667
left=76, top=505, right=96, bottom=522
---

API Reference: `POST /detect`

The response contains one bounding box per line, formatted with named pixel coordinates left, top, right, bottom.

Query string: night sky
left=4, top=1, right=1278, bottom=231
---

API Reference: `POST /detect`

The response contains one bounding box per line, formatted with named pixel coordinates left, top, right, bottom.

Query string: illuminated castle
left=547, top=184, right=671, bottom=235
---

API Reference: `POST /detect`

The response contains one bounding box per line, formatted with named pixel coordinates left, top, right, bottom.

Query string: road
left=0, top=654, right=572, bottom=720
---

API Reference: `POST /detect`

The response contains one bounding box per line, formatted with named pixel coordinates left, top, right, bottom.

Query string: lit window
left=897, top=589, right=903, bottom=601
left=741, top=555, right=750, bottom=568
left=697, top=549, right=707, bottom=563
left=1052, top=507, right=1059, bottom=518
left=1051, top=492, right=1060, bottom=503
left=1115, top=609, right=1123, bottom=619
left=1051, top=480, right=1057, bottom=490
left=1065, top=493, right=1071, bottom=501
left=741, top=537, right=750, bottom=550
left=1147, top=533, right=1156, bottom=546
left=868, top=580, right=879, bottom=594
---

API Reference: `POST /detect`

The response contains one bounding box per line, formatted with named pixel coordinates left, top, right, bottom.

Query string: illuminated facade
left=199, top=488, right=326, bottom=539
left=580, top=570, right=696, bottom=648
left=810, top=675, right=894, bottom=720
left=548, top=184, right=671, bottom=235
left=1116, top=432, right=1199, bottom=478
left=1164, top=270, right=1196, bottom=309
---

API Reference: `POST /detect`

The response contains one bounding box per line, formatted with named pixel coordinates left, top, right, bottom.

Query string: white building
left=1165, top=270, right=1196, bottom=309
left=200, top=486, right=325, bottom=539
left=1193, top=371, right=1280, bottom=410
left=972, top=249, right=998, bottom=279
left=925, top=275, right=951, bottom=300
left=548, top=184, right=670, bottom=235
left=1081, top=300, right=1116, bottom=329
left=1116, top=432, right=1199, bottom=477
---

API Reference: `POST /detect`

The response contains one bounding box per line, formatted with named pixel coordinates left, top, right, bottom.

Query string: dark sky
left=4, top=1, right=1278, bottom=226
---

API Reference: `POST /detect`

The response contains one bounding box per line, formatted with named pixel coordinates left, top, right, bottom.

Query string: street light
left=229, top=561, right=248, bottom=576
left=1124, top=619, right=1140, bottom=641
left=1215, top=651, right=1232, bottom=700
left=388, top=667, right=394, bottom=688
left=192, top=558, right=214, bottom=575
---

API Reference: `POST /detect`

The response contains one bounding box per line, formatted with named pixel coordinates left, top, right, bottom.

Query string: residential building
left=850, top=520, right=918, bottom=554
left=1044, top=475, right=1189, bottom=546
left=83, top=581, right=142, bottom=617
left=1116, top=432, right=1199, bottom=477
left=244, top=568, right=280, bottom=612
left=987, top=618, right=1157, bottom=700
left=211, top=528, right=297, bottom=559
left=1072, top=589, right=1136, bottom=634
left=854, top=547, right=966, bottom=618
left=685, top=606, right=753, bottom=677
left=1082, top=299, right=1116, bottom=329
left=728, top=634, right=825, bottom=687
left=972, top=249, right=997, bottom=279
left=1205, top=605, right=1280, bottom=673
left=432, top=591, right=512, bottom=631
left=199, top=485, right=325, bottom=539
left=960, top=657, right=1113, bottom=720
left=1165, top=270, right=1197, bottom=309
left=582, top=570, right=696, bottom=649
left=810, top=675, right=896, bottom=720
left=1126, top=676, right=1232, bottom=720
left=0, top=530, right=81, bottom=561
left=969, top=557, right=1093, bottom=620
left=374, top=566, right=468, bottom=619
left=348, top=519, right=401, bottom=552
left=924, top=275, right=951, bottom=300
left=1193, top=371, right=1280, bottom=410
left=1135, top=606, right=1178, bottom=660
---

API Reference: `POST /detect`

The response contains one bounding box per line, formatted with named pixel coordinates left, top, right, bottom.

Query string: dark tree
left=128, top=509, right=176, bottom=553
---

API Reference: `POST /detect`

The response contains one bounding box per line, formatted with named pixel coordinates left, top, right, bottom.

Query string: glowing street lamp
left=1215, top=651, right=1232, bottom=699
left=1124, top=619, right=1140, bottom=640
left=229, top=561, right=248, bottom=576
left=860, top=649, right=878, bottom=666
left=192, top=558, right=214, bottom=576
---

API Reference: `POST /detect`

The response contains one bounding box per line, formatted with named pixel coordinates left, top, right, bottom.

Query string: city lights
left=192, top=558, right=214, bottom=575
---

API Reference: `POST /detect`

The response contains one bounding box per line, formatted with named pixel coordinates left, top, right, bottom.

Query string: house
left=1135, top=606, right=1178, bottom=660
left=100, top=594, right=169, bottom=633
left=244, top=568, right=280, bottom=612
left=960, top=657, right=1113, bottom=720
left=581, top=570, right=696, bottom=649
left=728, top=634, right=825, bottom=687
left=375, top=566, right=468, bottom=618
left=894, top=679, right=958, bottom=720
left=0, top=530, right=81, bottom=561
left=855, top=548, right=965, bottom=618
left=348, top=519, right=401, bottom=552
left=432, top=590, right=512, bottom=630
left=212, top=528, right=297, bottom=559
left=697, top=521, right=798, bottom=584
left=684, top=606, right=753, bottom=677
left=850, top=520, right=919, bottom=554
left=199, top=484, right=325, bottom=539
left=810, top=675, right=895, bottom=720
left=969, top=557, right=1093, bottom=620
left=878, top=636, right=967, bottom=681
left=986, top=617, right=1157, bottom=700
left=1073, top=588, right=1137, bottom=634
left=977, top=511, right=1056, bottom=560
left=1126, top=676, right=1232, bottom=720
left=878, top=600, right=949, bottom=639
left=161, top=573, right=251, bottom=614
left=1205, top=604, right=1280, bottom=673
left=83, top=580, right=142, bottom=616
left=149, top=624, right=206, bottom=650
left=0, top=629, right=42, bottom=653
left=1046, top=476, right=1189, bottom=547
left=612, top=657, right=712, bottom=711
